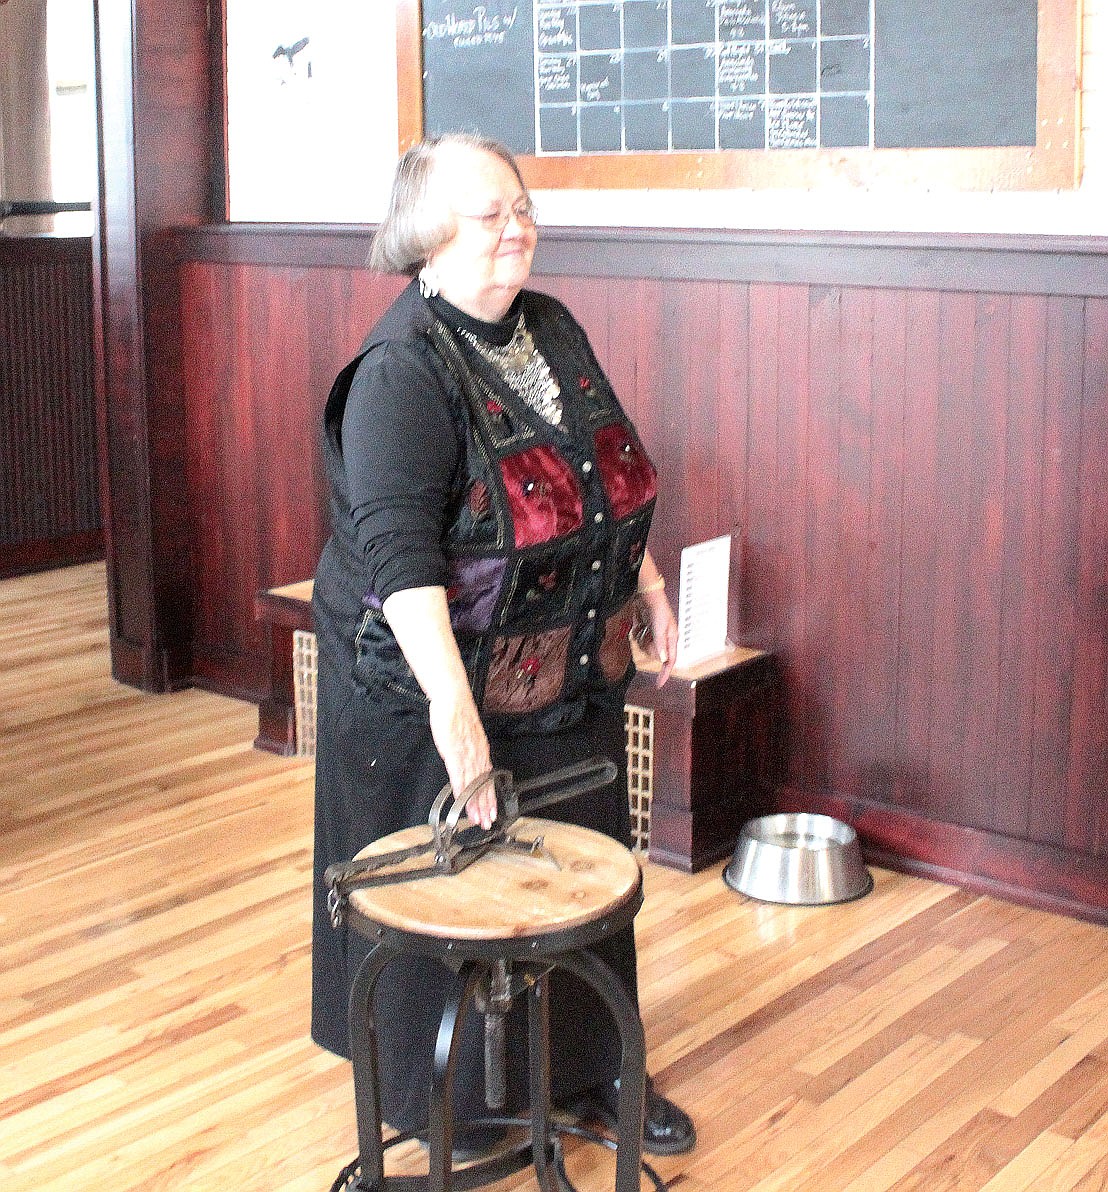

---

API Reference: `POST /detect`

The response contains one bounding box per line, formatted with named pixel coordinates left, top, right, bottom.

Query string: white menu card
left=676, top=534, right=732, bottom=668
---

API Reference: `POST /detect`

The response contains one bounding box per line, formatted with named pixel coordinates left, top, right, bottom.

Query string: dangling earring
left=418, top=264, right=439, bottom=298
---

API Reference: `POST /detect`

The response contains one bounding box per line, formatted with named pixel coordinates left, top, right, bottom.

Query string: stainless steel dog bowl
left=723, top=813, right=873, bottom=905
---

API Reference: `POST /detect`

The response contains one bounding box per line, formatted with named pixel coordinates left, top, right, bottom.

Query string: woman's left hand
left=637, top=588, right=679, bottom=686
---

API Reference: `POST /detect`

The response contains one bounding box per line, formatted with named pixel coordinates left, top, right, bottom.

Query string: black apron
left=310, top=645, right=639, bottom=1135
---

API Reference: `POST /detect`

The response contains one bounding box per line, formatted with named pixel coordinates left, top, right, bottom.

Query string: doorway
left=0, top=0, right=100, bottom=578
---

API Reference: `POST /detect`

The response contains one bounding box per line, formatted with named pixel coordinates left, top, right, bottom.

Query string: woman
left=311, top=133, right=694, bottom=1157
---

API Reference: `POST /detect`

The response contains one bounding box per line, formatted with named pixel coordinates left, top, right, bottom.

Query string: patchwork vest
left=330, top=288, right=657, bottom=737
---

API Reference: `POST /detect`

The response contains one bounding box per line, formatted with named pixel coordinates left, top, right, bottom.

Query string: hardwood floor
left=2, top=562, right=1107, bottom=1191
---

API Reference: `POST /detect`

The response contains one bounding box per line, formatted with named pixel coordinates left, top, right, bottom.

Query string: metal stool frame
left=345, top=883, right=646, bottom=1192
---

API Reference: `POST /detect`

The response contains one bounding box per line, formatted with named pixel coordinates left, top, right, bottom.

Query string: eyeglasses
left=455, top=197, right=537, bottom=233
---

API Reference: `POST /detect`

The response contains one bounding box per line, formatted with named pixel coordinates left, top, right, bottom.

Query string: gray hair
left=368, top=134, right=527, bottom=275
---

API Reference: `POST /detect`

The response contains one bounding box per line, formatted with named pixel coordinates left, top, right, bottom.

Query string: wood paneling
left=0, top=236, right=101, bottom=578
left=180, top=224, right=1108, bottom=296
left=1070, top=298, right=1108, bottom=859
left=169, top=225, right=1108, bottom=919
left=179, top=262, right=404, bottom=694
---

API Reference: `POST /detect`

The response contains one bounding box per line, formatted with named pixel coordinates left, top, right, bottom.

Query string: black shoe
left=566, top=1078, right=697, bottom=1156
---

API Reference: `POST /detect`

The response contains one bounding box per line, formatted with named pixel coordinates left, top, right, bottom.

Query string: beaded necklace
left=457, top=314, right=564, bottom=426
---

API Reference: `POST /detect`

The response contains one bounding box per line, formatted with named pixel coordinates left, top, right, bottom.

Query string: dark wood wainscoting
left=178, top=258, right=405, bottom=694
left=172, top=225, right=1108, bottom=921
left=0, top=235, right=102, bottom=578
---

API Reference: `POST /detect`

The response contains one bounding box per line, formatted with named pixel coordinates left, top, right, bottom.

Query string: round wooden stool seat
left=341, top=818, right=648, bottom=1191
left=348, top=817, right=642, bottom=947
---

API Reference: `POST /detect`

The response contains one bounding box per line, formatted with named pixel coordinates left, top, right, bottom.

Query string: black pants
left=310, top=652, right=639, bottom=1135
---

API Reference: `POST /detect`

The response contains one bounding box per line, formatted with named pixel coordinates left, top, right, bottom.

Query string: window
left=47, top=0, right=96, bottom=228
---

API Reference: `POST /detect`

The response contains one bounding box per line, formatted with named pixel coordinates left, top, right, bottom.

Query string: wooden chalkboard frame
left=396, top=0, right=1082, bottom=190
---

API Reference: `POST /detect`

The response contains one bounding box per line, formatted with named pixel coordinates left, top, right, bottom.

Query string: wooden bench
left=253, top=580, right=315, bottom=758
left=255, top=581, right=782, bottom=872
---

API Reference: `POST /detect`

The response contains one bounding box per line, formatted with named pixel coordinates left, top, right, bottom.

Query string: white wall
left=226, top=0, right=400, bottom=224
left=228, top=1, right=1106, bottom=236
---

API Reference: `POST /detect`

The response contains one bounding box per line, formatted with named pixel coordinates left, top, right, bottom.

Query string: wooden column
left=92, top=0, right=213, bottom=689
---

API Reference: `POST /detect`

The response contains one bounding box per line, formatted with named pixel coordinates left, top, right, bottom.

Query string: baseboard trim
left=777, top=786, right=1108, bottom=926
left=0, top=532, right=103, bottom=580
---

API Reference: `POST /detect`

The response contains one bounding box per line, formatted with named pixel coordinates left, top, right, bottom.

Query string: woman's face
left=425, top=145, right=537, bottom=322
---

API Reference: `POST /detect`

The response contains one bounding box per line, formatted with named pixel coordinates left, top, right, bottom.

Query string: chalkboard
left=875, top=2, right=1038, bottom=149
left=400, top=1, right=1080, bottom=190
left=422, top=1, right=538, bottom=153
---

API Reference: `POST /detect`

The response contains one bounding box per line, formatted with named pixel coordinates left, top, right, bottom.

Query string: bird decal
left=273, top=37, right=309, bottom=67
left=272, top=37, right=312, bottom=81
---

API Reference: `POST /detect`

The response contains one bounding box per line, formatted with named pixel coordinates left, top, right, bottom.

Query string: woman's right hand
left=382, top=585, right=498, bottom=830
left=428, top=684, right=497, bottom=829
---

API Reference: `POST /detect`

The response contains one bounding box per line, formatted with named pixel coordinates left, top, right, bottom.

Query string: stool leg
left=349, top=940, right=400, bottom=1190
left=526, top=971, right=556, bottom=1191
left=556, top=950, right=646, bottom=1192
left=428, top=963, right=483, bottom=1192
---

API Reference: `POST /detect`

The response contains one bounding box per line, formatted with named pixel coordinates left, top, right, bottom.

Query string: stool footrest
left=329, top=1118, right=669, bottom=1192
